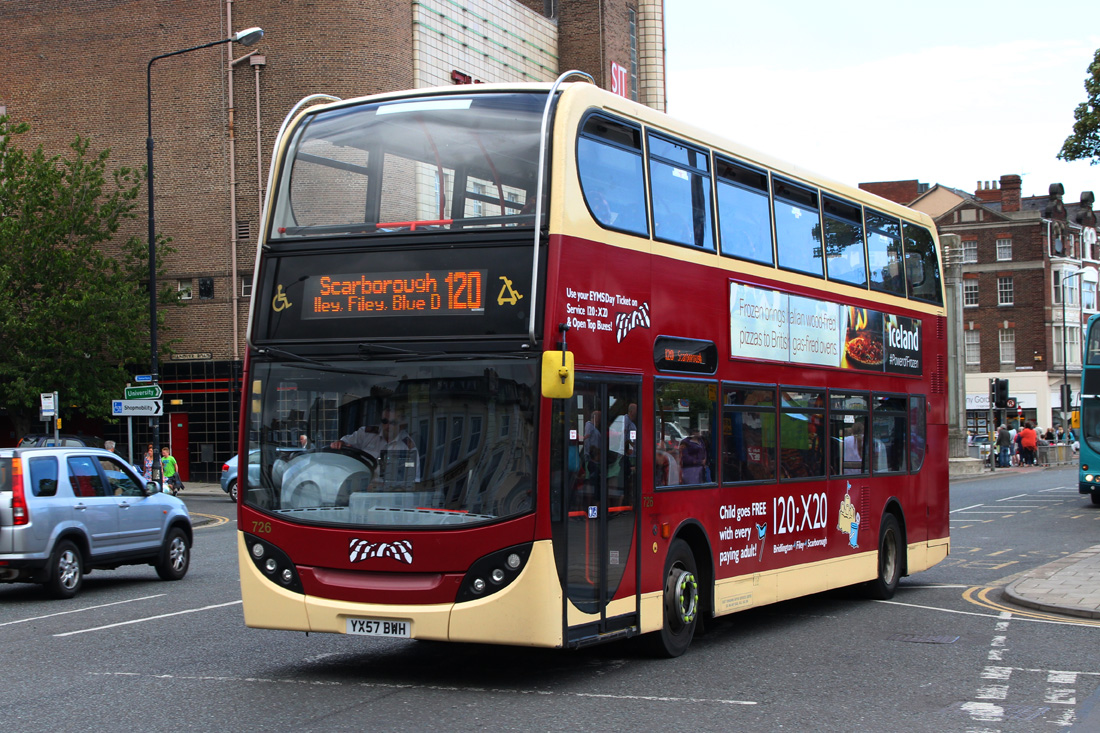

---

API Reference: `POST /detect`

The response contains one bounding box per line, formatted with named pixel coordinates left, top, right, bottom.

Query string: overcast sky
left=664, top=2, right=1100, bottom=203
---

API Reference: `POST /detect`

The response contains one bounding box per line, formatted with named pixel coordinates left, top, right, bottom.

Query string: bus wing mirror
left=542, top=350, right=574, bottom=399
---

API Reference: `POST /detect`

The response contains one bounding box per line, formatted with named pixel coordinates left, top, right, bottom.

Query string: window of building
left=721, top=384, right=776, bottom=483
left=241, top=275, right=253, bottom=298
left=962, top=240, right=978, bottom=263
left=997, top=276, right=1014, bottom=306
left=965, top=330, right=981, bottom=366
left=1055, top=326, right=1083, bottom=367
left=774, top=177, right=823, bottom=277
left=648, top=132, right=714, bottom=250
left=964, top=280, right=979, bottom=307
left=177, top=279, right=193, bottom=300
left=1054, top=270, right=1081, bottom=306
left=995, top=237, right=1012, bottom=261
left=716, top=158, right=773, bottom=266
left=1085, top=280, right=1097, bottom=311
left=999, top=328, right=1015, bottom=365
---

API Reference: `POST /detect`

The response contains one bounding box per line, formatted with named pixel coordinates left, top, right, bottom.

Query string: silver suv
left=0, top=446, right=192, bottom=598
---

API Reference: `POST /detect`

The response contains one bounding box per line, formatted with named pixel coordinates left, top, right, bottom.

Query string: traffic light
left=1061, top=383, right=1073, bottom=412
left=993, top=378, right=1010, bottom=408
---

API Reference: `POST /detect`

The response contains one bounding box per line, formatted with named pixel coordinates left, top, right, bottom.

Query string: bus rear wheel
left=648, top=539, right=699, bottom=658
left=864, top=513, right=902, bottom=600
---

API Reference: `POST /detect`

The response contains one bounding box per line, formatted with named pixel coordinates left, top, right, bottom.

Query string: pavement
left=178, top=475, right=1100, bottom=621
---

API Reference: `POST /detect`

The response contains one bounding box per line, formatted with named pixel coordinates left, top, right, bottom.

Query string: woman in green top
left=161, top=447, right=182, bottom=495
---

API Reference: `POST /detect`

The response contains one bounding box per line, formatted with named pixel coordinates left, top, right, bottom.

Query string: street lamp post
left=146, top=27, right=263, bottom=478
left=1061, top=268, right=1086, bottom=428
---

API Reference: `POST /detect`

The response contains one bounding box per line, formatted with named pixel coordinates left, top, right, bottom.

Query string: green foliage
left=1059, top=47, right=1100, bottom=164
left=0, top=115, right=177, bottom=435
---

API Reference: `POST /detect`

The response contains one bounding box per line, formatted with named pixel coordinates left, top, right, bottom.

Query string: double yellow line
left=963, top=586, right=1100, bottom=627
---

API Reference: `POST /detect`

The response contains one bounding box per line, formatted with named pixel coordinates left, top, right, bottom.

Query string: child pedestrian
left=161, top=447, right=183, bottom=495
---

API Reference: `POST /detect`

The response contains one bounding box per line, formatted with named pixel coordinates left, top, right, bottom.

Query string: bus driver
left=331, top=407, right=420, bottom=481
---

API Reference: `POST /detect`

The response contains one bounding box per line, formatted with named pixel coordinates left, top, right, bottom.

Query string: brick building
left=862, top=175, right=1099, bottom=436
left=0, top=0, right=667, bottom=478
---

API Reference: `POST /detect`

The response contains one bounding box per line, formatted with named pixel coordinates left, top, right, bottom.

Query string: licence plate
left=345, top=617, right=411, bottom=638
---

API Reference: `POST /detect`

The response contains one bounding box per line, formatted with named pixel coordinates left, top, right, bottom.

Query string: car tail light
left=11, top=459, right=28, bottom=526
left=222, top=463, right=230, bottom=472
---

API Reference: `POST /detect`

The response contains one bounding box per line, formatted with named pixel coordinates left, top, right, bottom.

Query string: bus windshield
left=243, top=359, right=537, bottom=527
left=270, top=92, right=545, bottom=239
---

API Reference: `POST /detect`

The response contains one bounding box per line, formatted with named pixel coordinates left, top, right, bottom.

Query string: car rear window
left=29, top=457, right=59, bottom=497
left=0, top=457, right=11, bottom=492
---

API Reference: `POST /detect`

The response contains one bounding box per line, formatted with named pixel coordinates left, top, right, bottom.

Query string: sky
left=664, top=2, right=1100, bottom=203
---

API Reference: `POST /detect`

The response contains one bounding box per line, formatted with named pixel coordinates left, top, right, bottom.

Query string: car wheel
left=155, top=527, right=190, bottom=581
left=46, top=540, right=83, bottom=599
left=228, top=479, right=238, bottom=503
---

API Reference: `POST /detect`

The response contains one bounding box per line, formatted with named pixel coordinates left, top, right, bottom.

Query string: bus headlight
left=245, top=533, right=304, bottom=594
left=1086, top=474, right=1095, bottom=483
left=456, top=544, right=532, bottom=602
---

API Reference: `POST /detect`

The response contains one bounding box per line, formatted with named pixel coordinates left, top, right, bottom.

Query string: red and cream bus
left=238, top=75, right=949, bottom=656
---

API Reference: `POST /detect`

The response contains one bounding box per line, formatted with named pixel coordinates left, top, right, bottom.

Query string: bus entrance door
left=553, top=375, right=640, bottom=646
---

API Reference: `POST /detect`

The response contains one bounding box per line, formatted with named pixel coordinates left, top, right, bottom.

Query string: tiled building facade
left=862, top=175, right=1099, bottom=435
left=0, top=0, right=667, bottom=478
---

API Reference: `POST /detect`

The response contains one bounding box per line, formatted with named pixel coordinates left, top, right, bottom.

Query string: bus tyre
left=46, top=540, right=83, bottom=599
left=865, top=513, right=902, bottom=600
left=648, top=539, right=699, bottom=658
left=1091, top=493, right=1100, bottom=506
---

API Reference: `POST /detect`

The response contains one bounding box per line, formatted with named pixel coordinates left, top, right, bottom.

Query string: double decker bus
left=1079, top=313, right=1100, bottom=504
left=238, top=75, right=949, bottom=656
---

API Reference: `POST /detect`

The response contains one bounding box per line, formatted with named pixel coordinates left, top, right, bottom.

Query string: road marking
left=191, top=512, right=231, bottom=528
left=87, top=671, right=759, bottom=705
left=0, top=594, right=166, bottom=628
left=875, top=593, right=1100, bottom=628
left=53, top=600, right=242, bottom=636
left=997, top=494, right=1029, bottom=501
left=963, top=587, right=1100, bottom=627
left=952, top=503, right=983, bottom=513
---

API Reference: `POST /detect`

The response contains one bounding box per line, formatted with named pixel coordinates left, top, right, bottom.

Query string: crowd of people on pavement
left=968, top=423, right=1076, bottom=467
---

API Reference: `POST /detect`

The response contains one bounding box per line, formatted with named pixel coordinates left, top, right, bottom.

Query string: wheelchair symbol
left=497, top=277, right=523, bottom=306
left=272, top=284, right=292, bottom=312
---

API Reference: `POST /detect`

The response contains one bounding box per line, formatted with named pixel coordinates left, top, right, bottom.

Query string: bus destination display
left=302, top=269, right=487, bottom=319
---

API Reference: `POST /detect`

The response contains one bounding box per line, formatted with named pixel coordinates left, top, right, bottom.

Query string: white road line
left=0, top=594, right=167, bottom=628
left=997, top=494, right=1029, bottom=501
left=88, top=671, right=758, bottom=705
left=873, top=599, right=1100, bottom=628
left=53, top=600, right=242, bottom=637
left=953, top=511, right=1018, bottom=514
left=952, top=504, right=984, bottom=513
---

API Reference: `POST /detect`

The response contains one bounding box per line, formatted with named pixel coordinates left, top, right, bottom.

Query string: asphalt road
left=2, top=470, right=1098, bottom=732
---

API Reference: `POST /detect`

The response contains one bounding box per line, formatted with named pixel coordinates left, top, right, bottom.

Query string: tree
left=0, top=116, right=177, bottom=438
left=1058, top=47, right=1100, bottom=164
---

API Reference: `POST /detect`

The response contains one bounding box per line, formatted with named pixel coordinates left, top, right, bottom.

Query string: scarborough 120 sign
left=729, top=281, right=922, bottom=376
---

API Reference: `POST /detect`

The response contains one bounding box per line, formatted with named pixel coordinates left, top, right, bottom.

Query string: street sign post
left=134, top=375, right=153, bottom=383
left=40, top=392, right=56, bottom=417
left=111, top=399, right=163, bottom=417
left=125, top=385, right=163, bottom=400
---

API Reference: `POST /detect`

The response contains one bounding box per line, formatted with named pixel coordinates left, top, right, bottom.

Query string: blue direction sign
left=134, top=375, right=153, bottom=383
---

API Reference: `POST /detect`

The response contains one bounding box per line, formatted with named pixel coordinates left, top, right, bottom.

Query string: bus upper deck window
left=647, top=133, right=714, bottom=251
left=903, top=223, right=943, bottom=305
left=577, top=114, right=649, bottom=236
left=774, top=177, right=823, bottom=278
left=866, top=210, right=905, bottom=297
left=716, top=158, right=773, bottom=266
left=822, top=195, right=867, bottom=287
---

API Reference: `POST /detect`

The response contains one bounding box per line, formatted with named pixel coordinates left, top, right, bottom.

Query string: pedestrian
left=161, top=446, right=183, bottom=494
left=995, top=424, right=1012, bottom=468
left=142, top=444, right=154, bottom=479
left=105, top=440, right=117, bottom=454
left=1019, top=422, right=1038, bottom=466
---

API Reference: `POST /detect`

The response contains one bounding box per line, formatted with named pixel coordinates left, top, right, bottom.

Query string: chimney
left=975, top=180, right=1000, bottom=203
left=1000, top=174, right=1022, bottom=212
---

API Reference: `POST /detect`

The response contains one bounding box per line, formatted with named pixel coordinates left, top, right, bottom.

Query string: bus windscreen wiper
left=257, top=346, right=326, bottom=365
left=358, top=343, right=443, bottom=360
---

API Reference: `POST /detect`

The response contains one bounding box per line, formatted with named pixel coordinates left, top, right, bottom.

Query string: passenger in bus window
left=843, top=420, right=867, bottom=474
left=583, top=410, right=602, bottom=479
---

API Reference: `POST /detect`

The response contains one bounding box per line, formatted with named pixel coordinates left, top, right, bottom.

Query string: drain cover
left=886, top=634, right=960, bottom=644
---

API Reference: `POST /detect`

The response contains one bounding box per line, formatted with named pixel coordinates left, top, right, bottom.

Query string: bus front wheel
left=648, top=538, right=699, bottom=658
left=864, top=513, right=902, bottom=600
